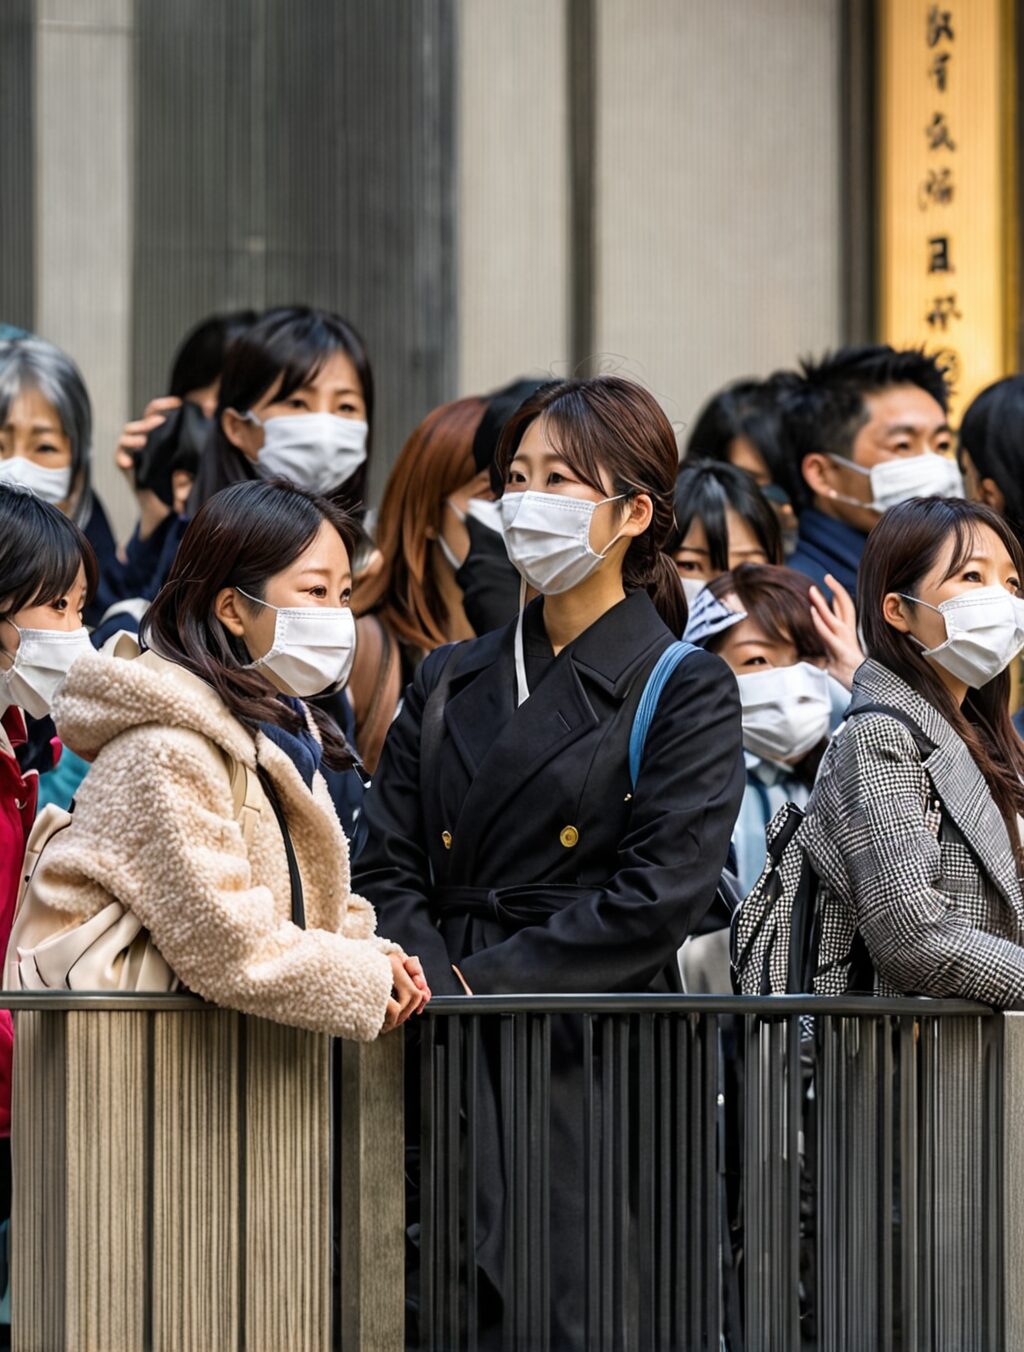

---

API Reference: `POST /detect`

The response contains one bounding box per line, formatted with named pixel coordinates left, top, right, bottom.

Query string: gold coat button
left=442, top=830, right=453, bottom=850
left=559, top=825, right=580, bottom=849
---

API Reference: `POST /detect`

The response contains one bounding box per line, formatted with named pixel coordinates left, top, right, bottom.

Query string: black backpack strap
left=256, top=765, right=305, bottom=929
left=845, top=701, right=937, bottom=758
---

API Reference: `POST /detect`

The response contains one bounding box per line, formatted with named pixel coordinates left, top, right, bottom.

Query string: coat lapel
left=444, top=592, right=672, bottom=853
left=851, top=661, right=1024, bottom=923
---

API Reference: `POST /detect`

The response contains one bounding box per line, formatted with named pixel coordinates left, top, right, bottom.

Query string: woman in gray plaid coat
left=801, top=497, right=1024, bottom=1005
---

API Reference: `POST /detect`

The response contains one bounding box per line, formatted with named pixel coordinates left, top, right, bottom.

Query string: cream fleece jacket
left=38, top=646, right=396, bottom=1042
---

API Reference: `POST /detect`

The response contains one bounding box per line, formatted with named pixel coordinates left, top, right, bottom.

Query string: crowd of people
left=3, top=309, right=1024, bottom=1337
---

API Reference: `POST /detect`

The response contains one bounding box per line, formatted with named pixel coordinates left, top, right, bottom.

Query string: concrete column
left=35, top=0, right=135, bottom=538
left=456, top=0, right=571, bottom=395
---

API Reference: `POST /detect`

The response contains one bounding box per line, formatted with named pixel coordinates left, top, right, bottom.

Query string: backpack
left=730, top=703, right=937, bottom=996
left=4, top=752, right=265, bottom=993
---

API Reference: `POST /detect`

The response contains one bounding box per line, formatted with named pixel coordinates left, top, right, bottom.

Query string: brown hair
left=494, top=376, right=687, bottom=635
left=354, top=396, right=487, bottom=650
left=142, top=478, right=358, bottom=770
left=859, top=497, right=1024, bottom=853
left=705, top=564, right=826, bottom=661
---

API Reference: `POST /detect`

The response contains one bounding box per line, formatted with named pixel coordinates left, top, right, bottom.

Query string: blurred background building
left=0, top=1, right=1009, bottom=535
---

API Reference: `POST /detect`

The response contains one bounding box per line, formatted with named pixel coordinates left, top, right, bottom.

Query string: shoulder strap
left=416, top=640, right=462, bottom=854
left=845, top=701, right=936, bottom=758
left=255, top=765, right=305, bottom=929
left=628, top=641, right=699, bottom=789
left=228, top=757, right=264, bottom=847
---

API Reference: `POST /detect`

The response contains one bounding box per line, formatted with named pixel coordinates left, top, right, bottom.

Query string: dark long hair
left=685, top=375, right=804, bottom=507
left=669, top=459, right=784, bottom=570
left=168, top=310, right=257, bottom=398
left=142, top=479, right=358, bottom=770
left=958, top=375, right=1024, bottom=545
left=0, top=484, right=98, bottom=620
left=859, top=497, right=1024, bottom=848
left=190, top=306, right=374, bottom=518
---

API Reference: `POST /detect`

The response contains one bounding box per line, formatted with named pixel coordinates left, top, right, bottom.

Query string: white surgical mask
left=736, top=662, right=833, bottom=765
left=0, top=456, right=73, bottom=506
left=498, top=490, right=627, bottom=595
left=899, top=585, right=1024, bottom=688
left=238, top=590, right=357, bottom=698
left=251, top=413, right=368, bottom=495
left=830, top=451, right=963, bottom=513
left=465, top=497, right=504, bottom=534
left=679, top=576, right=707, bottom=608
left=0, top=625, right=93, bottom=718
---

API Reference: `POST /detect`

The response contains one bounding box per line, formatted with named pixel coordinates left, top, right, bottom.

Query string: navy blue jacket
left=787, top=508, right=868, bottom=599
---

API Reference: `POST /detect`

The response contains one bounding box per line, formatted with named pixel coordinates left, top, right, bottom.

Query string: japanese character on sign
left=919, top=167, right=955, bottom=210
left=925, top=295, right=962, bottom=331
left=927, top=6, right=954, bottom=47
left=927, top=236, right=953, bottom=274
left=928, top=51, right=950, bottom=92
left=925, top=112, right=957, bottom=152
left=933, top=348, right=961, bottom=389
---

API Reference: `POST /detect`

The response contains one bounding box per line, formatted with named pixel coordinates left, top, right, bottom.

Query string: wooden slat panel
left=11, top=1011, right=68, bottom=1352
left=244, top=1020, right=332, bottom=1351
left=64, top=1011, right=149, bottom=1351
left=339, top=1034, right=405, bottom=1352
left=151, top=1010, right=241, bottom=1352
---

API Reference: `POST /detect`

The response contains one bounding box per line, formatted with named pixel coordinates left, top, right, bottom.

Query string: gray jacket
left=801, top=659, right=1024, bottom=1005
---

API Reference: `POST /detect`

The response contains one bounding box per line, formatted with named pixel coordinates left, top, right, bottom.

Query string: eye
left=338, top=402, right=359, bottom=415
left=962, top=569, right=983, bottom=583
left=285, top=396, right=308, bottom=410
left=743, top=656, right=768, bottom=668
left=51, top=597, right=69, bottom=613
left=1008, top=577, right=1021, bottom=593
left=308, top=585, right=328, bottom=599
left=507, top=469, right=526, bottom=485
left=36, top=442, right=62, bottom=456
left=546, top=471, right=566, bottom=486
left=341, top=589, right=352, bottom=605
left=676, top=560, right=702, bottom=574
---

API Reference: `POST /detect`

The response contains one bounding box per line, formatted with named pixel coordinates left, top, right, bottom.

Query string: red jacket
left=0, top=708, right=59, bottom=1135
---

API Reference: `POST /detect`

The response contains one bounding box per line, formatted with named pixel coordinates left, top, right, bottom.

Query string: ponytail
left=640, top=550, right=688, bottom=636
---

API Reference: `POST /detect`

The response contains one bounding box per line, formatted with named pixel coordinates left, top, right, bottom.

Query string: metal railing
left=6, top=992, right=1024, bottom=1351
left=419, top=995, right=1022, bottom=1352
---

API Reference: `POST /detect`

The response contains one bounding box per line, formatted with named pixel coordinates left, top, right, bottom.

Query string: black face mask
left=133, top=401, right=212, bottom=508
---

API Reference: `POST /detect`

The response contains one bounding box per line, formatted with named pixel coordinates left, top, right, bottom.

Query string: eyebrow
left=676, top=546, right=710, bottom=557
left=884, top=421, right=952, bottom=437
left=297, top=566, right=352, bottom=583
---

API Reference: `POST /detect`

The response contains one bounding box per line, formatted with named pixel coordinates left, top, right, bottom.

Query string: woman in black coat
left=353, top=375, right=745, bottom=1343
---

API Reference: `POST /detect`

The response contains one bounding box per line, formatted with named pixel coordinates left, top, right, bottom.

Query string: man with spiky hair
left=783, top=344, right=959, bottom=597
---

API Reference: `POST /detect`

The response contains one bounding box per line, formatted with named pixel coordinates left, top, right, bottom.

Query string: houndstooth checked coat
left=800, top=659, right=1024, bottom=1005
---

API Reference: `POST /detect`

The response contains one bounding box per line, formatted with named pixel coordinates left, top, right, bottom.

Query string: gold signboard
left=879, top=0, right=1017, bottom=418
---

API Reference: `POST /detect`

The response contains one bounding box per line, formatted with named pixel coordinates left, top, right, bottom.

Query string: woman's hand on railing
left=382, top=952, right=430, bottom=1032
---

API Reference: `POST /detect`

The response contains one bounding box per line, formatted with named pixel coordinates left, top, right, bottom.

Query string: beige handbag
left=4, top=752, right=264, bottom=993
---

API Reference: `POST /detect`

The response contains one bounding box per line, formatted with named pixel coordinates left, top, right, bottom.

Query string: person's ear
left=222, top=408, right=262, bottom=459
left=801, top=453, right=836, bottom=499
left=623, top=493, right=654, bottom=538
left=214, top=586, right=248, bottom=638
left=980, top=476, right=1007, bottom=514
left=882, top=591, right=912, bottom=633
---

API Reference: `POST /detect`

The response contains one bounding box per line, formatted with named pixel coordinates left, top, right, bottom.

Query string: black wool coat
left=354, top=590, right=744, bottom=1342
left=353, top=589, right=745, bottom=997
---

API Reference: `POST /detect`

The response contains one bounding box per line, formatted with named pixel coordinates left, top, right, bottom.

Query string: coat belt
left=433, top=883, right=592, bottom=931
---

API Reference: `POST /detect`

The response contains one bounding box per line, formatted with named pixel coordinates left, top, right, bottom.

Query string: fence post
left=338, top=1030, right=405, bottom=1352
left=1004, top=1012, right=1024, bottom=1350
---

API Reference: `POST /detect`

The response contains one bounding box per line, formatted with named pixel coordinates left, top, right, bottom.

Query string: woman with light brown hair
left=349, top=395, right=496, bottom=771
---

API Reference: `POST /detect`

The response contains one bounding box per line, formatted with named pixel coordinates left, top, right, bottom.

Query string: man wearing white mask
left=785, top=345, right=960, bottom=599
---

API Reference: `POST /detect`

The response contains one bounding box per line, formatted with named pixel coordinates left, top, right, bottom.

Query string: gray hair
left=0, top=336, right=93, bottom=523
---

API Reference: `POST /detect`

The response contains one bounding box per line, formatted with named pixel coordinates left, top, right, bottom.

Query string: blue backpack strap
left=628, top=641, right=698, bottom=789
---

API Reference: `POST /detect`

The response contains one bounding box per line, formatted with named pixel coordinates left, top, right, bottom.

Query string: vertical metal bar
left=741, top=1014, right=761, bottom=1352
left=539, top=1015, right=551, bottom=1352
left=899, top=1016, right=919, bottom=1352
left=600, top=1015, right=614, bottom=1352
left=446, top=1018, right=462, bottom=1350
left=878, top=1017, right=894, bottom=1351
left=702, top=1013, right=721, bottom=1348
left=584, top=1014, right=599, bottom=1352
left=674, top=1013, right=689, bottom=1350
left=421, top=1017, right=437, bottom=1352
left=500, top=1015, right=516, bottom=1352
left=465, top=1016, right=479, bottom=1352
left=636, top=1013, right=655, bottom=1351
left=919, top=1019, right=934, bottom=1352
left=514, top=1015, right=530, bottom=1352
left=786, top=1013, right=803, bottom=1352
left=656, top=1016, right=672, bottom=1347
left=614, top=1016, right=630, bottom=1351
